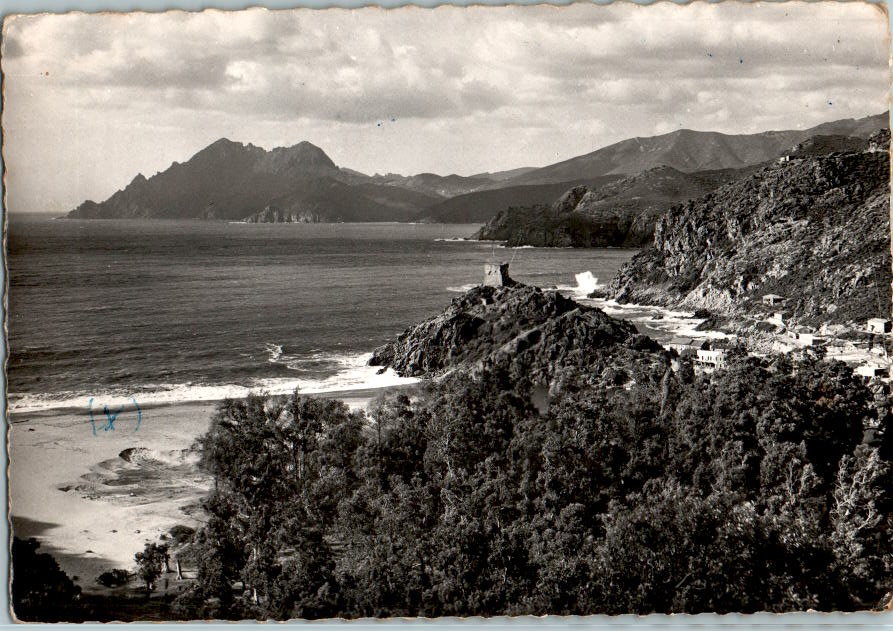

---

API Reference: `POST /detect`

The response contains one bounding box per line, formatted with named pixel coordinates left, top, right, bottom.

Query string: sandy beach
left=8, top=386, right=415, bottom=594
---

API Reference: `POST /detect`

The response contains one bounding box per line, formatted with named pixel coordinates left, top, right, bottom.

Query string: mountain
left=66, top=112, right=887, bottom=223
left=608, top=129, right=891, bottom=325
left=418, top=176, right=622, bottom=224
left=474, top=164, right=762, bottom=247
left=504, top=113, right=888, bottom=187
left=470, top=166, right=538, bottom=182
left=360, top=172, right=492, bottom=198
left=67, top=139, right=440, bottom=222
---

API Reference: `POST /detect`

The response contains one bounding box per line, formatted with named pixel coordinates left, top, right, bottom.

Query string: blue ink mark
left=132, top=398, right=141, bottom=433
left=707, top=52, right=712, bottom=58
left=391, top=117, right=396, bottom=122
left=88, top=397, right=141, bottom=434
left=89, top=397, right=96, bottom=436
left=103, top=404, right=123, bottom=432
left=739, top=58, right=743, bottom=64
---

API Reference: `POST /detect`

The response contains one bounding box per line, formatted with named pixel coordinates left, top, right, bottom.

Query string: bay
left=7, top=215, right=636, bottom=412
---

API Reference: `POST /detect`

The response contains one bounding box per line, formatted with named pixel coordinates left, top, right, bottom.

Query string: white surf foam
left=8, top=352, right=418, bottom=414
left=265, top=343, right=283, bottom=363
left=447, top=283, right=477, bottom=293
left=556, top=270, right=603, bottom=301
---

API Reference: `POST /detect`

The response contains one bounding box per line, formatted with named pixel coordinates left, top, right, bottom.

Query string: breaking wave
left=556, top=270, right=603, bottom=300
left=8, top=351, right=418, bottom=414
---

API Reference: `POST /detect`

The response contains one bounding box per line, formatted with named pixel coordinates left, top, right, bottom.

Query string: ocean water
left=7, top=215, right=637, bottom=412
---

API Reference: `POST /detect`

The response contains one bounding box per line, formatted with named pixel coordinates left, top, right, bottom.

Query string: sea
left=7, top=215, right=638, bottom=413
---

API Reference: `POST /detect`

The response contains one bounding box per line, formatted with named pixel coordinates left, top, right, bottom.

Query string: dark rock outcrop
left=370, top=281, right=662, bottom=384
left=474, top=164, right=760, bottom=247
left=244, top=206, right=321, bottom=224
left=608, top=138, right=891, bottom=325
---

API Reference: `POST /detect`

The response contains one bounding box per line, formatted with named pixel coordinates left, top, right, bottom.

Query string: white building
left=666, top=337, right=700, bottom=356
left=794, top=332, right=825, bottom=346
left=856, top=364, right=889, bottom=379
left=695, top=349, right=727, bottom=370
left=867, top=318, right=891, bottom=334
left=762, top=294, right=785, bottom=307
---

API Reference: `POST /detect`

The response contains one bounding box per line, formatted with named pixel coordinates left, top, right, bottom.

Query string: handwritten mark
left=89, top=397, right=142, bottom=435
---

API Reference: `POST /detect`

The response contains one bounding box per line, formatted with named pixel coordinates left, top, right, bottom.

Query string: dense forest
left=167, top=349, right=892, bottom=619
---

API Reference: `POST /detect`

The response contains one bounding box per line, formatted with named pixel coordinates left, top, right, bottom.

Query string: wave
left=556, top=270, right=603, bottom=300
left=265, top=343, right=283, bottom=363
left=447, top=283, right=477, bottom=293
left=8, top=352, right=419, bottom=414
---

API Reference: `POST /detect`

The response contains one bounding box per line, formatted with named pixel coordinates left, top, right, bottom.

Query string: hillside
left=358, top=172, right=491, bottom=198
left=608, top=130, right=891, bottom=325
left=474, top=164, right=760, bottom=247
left=67, top=139, right=440, bottom=222
left=506, top=113, right=887, bottom=186
left=418, top=176, right=621, bottom=223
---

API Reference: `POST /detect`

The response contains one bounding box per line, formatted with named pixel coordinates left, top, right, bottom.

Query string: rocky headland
left=370, top=275, right=665, bottom=392
left=473, top=164, right=760, bottom=247
left=608, top=129, right=891, bottom=327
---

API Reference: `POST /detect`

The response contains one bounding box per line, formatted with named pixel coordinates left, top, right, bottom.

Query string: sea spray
left=574, top=271, right=601, bottom=296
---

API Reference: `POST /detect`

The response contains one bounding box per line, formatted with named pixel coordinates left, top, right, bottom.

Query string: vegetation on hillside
left=173, top=348, right=893, bottom=619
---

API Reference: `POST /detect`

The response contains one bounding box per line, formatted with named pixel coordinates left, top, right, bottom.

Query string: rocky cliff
left=474, top=164, right=759, bottom=247
left=608, top=129, right=891, bottom=325
left=370, top=279, right=663, bottom=386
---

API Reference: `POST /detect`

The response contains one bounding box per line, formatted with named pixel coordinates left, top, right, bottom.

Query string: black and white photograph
left=3, top=2, right=892, bottom=622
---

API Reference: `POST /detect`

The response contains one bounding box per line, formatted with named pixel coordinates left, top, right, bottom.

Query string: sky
left=2, top=3, right=890, bottom=214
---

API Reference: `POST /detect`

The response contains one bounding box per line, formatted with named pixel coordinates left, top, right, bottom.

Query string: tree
left=11, top=537, right=81, bottom=622
left=135, top=542, right=169, bottom=595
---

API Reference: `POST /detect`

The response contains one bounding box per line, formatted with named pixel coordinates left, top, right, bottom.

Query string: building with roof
left=695, top=349, right=727, bottom=370
left=867, top=318, right=891, bottom=334
left=762, top=294, right=785, bottom=307
left=665, top=336, right=701, bottom=356
left=856, top=363, right=889, bottom=379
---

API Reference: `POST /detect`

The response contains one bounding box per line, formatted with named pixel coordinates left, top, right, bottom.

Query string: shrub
left=96, top=568, right=131, bottom=588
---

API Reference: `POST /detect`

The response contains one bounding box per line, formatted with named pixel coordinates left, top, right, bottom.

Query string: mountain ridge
left=503, top=112, right=887, bottom=187
left=66, top=112, right=888, bottom=222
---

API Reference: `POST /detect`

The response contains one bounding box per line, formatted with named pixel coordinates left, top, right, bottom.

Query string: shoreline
left=9, top=382, right=422, bottom=420
left=8, top=382, right=420, bottom=596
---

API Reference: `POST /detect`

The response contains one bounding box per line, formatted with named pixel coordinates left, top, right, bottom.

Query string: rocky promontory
left=608, top=129, right=891, bottom=325
left=370, top=275, right=664, bottom=387
left=474, top=164, right=760, bottom=248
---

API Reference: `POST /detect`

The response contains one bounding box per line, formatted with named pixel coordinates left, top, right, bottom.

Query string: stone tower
left=483, top=262, right=510, bottom=287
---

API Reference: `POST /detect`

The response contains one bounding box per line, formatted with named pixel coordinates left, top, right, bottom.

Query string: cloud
left=1, top=3, right=888, bottom=213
